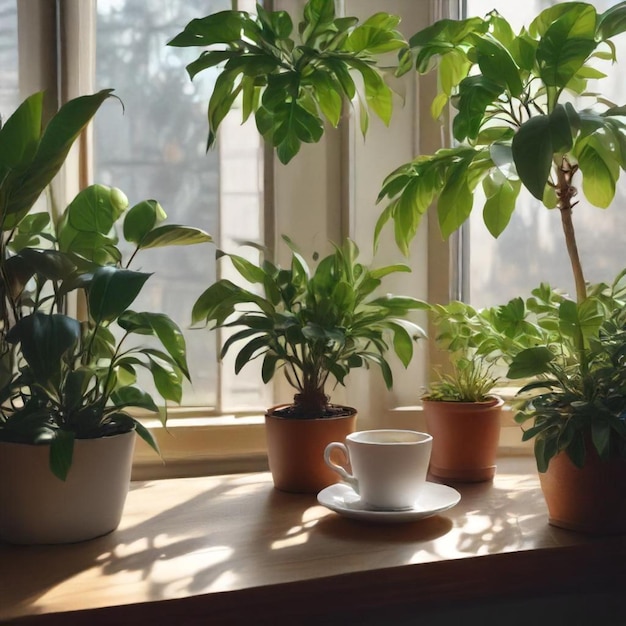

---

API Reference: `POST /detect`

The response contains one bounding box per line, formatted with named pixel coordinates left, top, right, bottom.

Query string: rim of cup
left=346, top=429, right=432, bottom=445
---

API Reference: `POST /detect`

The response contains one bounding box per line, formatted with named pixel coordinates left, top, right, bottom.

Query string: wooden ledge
left=1, top=458, right=624, bottom=625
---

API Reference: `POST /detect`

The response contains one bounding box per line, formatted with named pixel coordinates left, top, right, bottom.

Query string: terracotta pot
left=539, top=447, right=626, bottom=534
left=265, top=406, right=357, bottom=493
left=422, top=396, right=503, bottom=483
left=0, top=430, right=136, bottom=544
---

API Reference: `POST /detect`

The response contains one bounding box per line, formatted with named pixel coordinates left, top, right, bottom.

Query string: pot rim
left=0, top=428, right=136, bottom=449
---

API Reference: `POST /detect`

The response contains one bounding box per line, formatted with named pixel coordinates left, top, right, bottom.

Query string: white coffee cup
left=324, top=429, right=433, bottom=510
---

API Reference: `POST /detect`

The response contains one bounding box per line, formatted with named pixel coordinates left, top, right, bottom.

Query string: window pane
left=94, top=1, right=265, bottom=409
left=466, top=0, right=626, bottom=307
left=0, top=0, right=18, bottom=116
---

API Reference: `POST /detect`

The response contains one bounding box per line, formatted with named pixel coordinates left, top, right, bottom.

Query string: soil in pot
left=539, top=447, right=626, bottom=535
left=265, top=405, right=357, bottom=494
left=423, top=396, right=503, bottom=483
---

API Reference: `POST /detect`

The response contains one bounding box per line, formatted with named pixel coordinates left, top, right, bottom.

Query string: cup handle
left=324, top=442, right=358, bottom=491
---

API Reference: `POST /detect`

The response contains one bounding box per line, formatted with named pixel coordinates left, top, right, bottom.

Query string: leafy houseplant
left=168, top=0, right=408, bottom=164
left=506, top=274, right=626, bottom=469
left=504, top=276, right=626, bottom=532
left=0, top=92, right=212, bottom=543
left=420, top=302, right=504, bottom=482
left=192, top=237, right=425, bottom=491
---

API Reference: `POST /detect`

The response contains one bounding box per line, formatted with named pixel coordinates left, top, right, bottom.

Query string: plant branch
left=555, top=157, right=586, bottom=303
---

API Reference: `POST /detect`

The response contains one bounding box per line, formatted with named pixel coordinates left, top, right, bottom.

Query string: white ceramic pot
left=0, top=430, right=136, bottom=544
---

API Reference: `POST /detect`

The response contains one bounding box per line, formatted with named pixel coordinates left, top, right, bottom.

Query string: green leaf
left=111, top=386, right=160, bottom=413
left=136, top=224, right=213, bottom=249
left=307, top=70, right=343, bottom=127
left=88, top=266, right=151, bottom=324
left=577, top=142, right=617, bottom=208
left=452, top=75, right=503, bottom=142
left=300, top=0, right=335, bottom=45
left=234, top=336, right=268, bottom=374
left=0, top=91, right=42, bottom=169
left=512, top=116, right=553, bottom=200
left=390, top=323, right=414, bottom=367
left=133, top=420, right=159, bottom=455
left=49, top=430, right=75, bottom=481
left=596, top=2, right=626, bottom=40
left=1, top=90, right=115, bottom=228
left=591, top=418, right=611, bottom=459
left=123, top=200, right=167, bottom=244
left=482, top=173, right=521, bottom=238
left=118, top=311, right=190, bottom=380
left=167, top=11, right=250, bottom=47
left=61, top=183, right=127, bottom=234
left=345, top=58, right=393, bottom=125
left=228, top=253, right=267, bottom=284
left=148, top=357, right=183, bottom=404
left=437, top=159, right=473, bottom=239
left=536, top=5, right=597, bottom=89
left=471, top=33, right=523, bottom=97
left=549, top=104, right=573, bottom=153
left=6, top=313, right=80, bottom=383
left=507, top=346, right=555, bottom=379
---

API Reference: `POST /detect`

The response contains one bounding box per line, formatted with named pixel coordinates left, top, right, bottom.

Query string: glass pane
left=466, top=0, right=626, bottom=307
left=94, top=1, right=265, bottom=409
left=0, top=0, right=19, bottom=116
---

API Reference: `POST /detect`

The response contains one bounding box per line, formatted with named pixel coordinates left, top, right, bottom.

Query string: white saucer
left=317, top=482, right=461, bottom=523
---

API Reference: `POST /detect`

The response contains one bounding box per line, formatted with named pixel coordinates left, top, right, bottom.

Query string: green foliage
left=192, top=237, right=426, bottom=417
left=0, top=93, right=213, bottom=480
left=505, top=272, right=626, bottom=472
left=425, top=357, right=499, bottom=403
left=375, top=2, right=626, bottom=254
left=168, top=1, right=407, bottom=164
left=422, top=298, right=530, bottom=403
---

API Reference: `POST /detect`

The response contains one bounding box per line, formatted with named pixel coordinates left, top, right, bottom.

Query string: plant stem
left=555, top=157, right=586, bottom=304
left=555, top=156, right=589, bottom=377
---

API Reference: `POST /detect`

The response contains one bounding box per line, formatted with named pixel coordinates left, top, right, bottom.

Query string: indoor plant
left=167, top=0, right=408, bottom=164
left=192, top=237, right=425, bottom=492
left=421, top=301, right=504, bottom=482
left=373, top=1, right=626, bottom=531
left=505, top=273, right=626, bottom=532
left=0, top=92, right=212, bottom=544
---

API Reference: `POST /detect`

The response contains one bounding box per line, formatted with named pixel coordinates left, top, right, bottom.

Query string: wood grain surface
left=1, top=458, right=624, bottom=625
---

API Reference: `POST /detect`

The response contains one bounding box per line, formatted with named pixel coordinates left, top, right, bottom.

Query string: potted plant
left=419, top=302, right=503, bottom=482
left=504, top=274, right=626, bottom=533
left=0, top=92, right=212, bottom=544
left=191, top=237, right=425, bottom=493
left=371, top=2, right=626, bottom=531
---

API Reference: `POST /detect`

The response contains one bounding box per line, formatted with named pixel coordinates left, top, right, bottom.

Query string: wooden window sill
left=1, top=458, right=624, bottom=625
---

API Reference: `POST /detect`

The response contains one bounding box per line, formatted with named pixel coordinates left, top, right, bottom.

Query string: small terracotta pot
left=422, top=396, right=503, bottom=483
left=265, top=405, right=357, bottom=493
left=539, top=447, right=626, bottom=534
left=0, top=430, right=136, bottom=544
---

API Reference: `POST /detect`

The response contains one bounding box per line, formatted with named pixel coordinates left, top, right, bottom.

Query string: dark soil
left=270, top=404, right=356, bottom=419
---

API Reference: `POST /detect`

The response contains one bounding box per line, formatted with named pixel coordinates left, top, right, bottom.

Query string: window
left=0, top=0, right=18, bottom=115
left=94, top=0, right=268, bottom=412
left=465, top=0, right=626, bottom=307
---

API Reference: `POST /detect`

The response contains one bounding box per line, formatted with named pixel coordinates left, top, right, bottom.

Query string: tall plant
left=376, top=2, right=626, bottom=304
